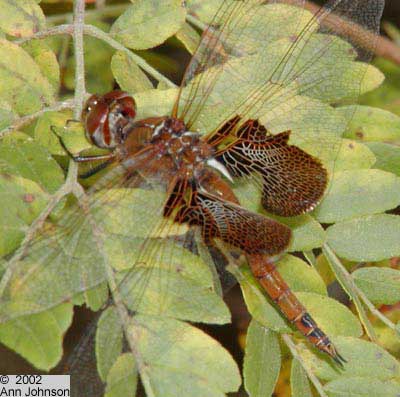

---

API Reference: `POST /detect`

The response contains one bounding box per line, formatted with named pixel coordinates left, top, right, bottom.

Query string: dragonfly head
left=82, top=90, right=137, bottom=150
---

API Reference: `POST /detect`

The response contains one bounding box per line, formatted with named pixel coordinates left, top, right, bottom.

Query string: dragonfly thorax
left=151, top=117, right=214, bottom=173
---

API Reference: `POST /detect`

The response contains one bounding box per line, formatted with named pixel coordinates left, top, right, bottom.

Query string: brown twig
left=284, top=0, right=400, bottom=65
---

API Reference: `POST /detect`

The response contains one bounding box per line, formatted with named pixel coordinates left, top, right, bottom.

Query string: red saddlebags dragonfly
left=1, top=0, right=383, bottom=388
left=75, top=88, right=338, bottom=361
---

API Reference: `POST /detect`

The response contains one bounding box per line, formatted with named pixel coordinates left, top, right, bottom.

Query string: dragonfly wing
left=185, top=190, right=292, bottom=256
left=0, top=161, right=171, bottom=322
left=215, top=118, right=328, bottom=216
left=175, top=0, right=383, bottom=174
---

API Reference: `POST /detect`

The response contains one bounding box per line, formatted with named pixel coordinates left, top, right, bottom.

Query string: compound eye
left=82, top=94, right=100, bottom=119
left=118, top=95, right=137, bottom=120
left=83, top=98, right=111, bottom=149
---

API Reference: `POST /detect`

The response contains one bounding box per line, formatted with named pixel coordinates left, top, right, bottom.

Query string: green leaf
left=0, top=206, right=108, bottom=321
left=0, top=39, right=55, bottom=114
left=175, top=23, right=201, bottom=54
left=296, top=292, right=362, bottom=337
left=0, top=185, right=229, bottom=325
left=0, top=303, right=73, bottom=371
left=243, top=320, right=281, bottom=397
left=314, top=169, right=400, bottom=223
left=84, top=282, right=108, bottom=311
left=22, top=40, right=60, bottom=92
left=0, top=0, right=45, bottom=37
left=0, top=100, right=16, bottom=130
left=334, top=139, right=376, bottom=171
left=359, top=65, right=385, bottom=96
left=187, top=0, right=224, bottom=23
left=341, top=105, right=400, bottom=142
left=111, top=51, right=153, bottom=94
left=324, top=378, right=400, bottom=397
left=360, top=58, right=400, bottom=115
left=299, top=336, right=400, bottom=382
left=115, top=236, right=230, bottom=324
left=0, top=134, right=64, bottom=193
left=353, top=267, right=400, bottom=305
left=280, top=214, right=326, bottom=252
left=291, top=359, right=313, bottom=397
left=135, top=88, right=177, bottom=120
left=230, top=265, right=290, bottom=333
left=327, top=214, right=400, bottom=261
left=105, top=353, right=137, bottom=397
left=132, top=315, right=241, bottom=397
left=34, top=111, right=91, bottom=156
left=366, top=142, right=400, bottom=177
left=96, top=307, right=123, bottom=381
left=311, top=63, right=383, bottom=102
left=110, top=0, right=187, bottom=50
left=276, top=255, right=327, bottom=295
left=119, top=264, right=230, bottom=324
left=0, top=174, right=48, bottom=257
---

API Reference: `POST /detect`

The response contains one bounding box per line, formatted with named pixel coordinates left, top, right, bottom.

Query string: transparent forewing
left=0, top=159, right=227, bottom=327
left=0, top=163, right=173, bottom=322
left=177, top=0, right=383, bottom=172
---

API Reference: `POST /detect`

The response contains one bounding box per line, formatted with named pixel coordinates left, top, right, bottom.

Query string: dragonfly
left=74, top=88, right=337, bottom=361
left=0, top=0, right=383, bottom=393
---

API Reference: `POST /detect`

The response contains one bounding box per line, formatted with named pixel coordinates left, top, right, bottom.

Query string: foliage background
left=0, top=0, right=399, bottom=396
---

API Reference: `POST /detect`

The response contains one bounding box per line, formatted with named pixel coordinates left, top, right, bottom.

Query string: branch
left=323, top=244, right=378, bottom=341
left=46, top=4, right=128, bottom=24
left=188, top=0, right=400, bottom=67
left=0, top=184, right=73, bottom=297
left=353, top=280, right=399, bottom=334
left=186, top=13, right=208, bottom=32
left=284, top=0, right=400, bottom=66
left=72, top=0, right=86, bottom=119
left=0, top=99, right=74, bottom=138
left=69, top=0, right=87, bottom=182
left=70, top=182, right=157, bottom=397
left=282, top=334, right=329, bottom=397
left=83, top=25, right=177, bottom=89
left=14, top=24, right=74, bottom=45
left=14, top=24, right=177, bottom=89
left=325, top=243, right=399, bottom=336
left=0, top=2, right=89, bottom=298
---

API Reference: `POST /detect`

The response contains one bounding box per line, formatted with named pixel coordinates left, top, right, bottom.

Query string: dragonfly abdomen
left=248, top=254, right=345, bottom=365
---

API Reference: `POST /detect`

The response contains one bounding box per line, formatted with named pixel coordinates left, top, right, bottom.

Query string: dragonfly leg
left=78, top=159, right=115, bottom=179
left=50, top=125, right=116, bottom=178
left=248, top=253, right=345, bottom=366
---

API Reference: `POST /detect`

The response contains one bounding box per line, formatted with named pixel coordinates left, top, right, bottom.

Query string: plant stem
left=186, top=13, right=208, bottom=32
left=282, top=334, right=329, bottom=397
left=0, top=99, right=74, bottom=138
left=72, top=0, right=86, bottom=119
left=349, top=269, right=398, bottom=333
left=323, top=244, right=378, bottom=341
left=47, top=4, right=128, bottom=24
left=303, top=250, right=317, bottom=267
left=14, top=24, right=74, bottom=45
left=0, top=184, right=72, bottom=299
left=14, top=24, right=177, bottom=89
left=0, top=0, right=88, bottom=304
left=83, top=25, right=177, bottom=88
left=71, top=181, right=156, bottom=397
left=70, top=0, right=86, bottom=182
